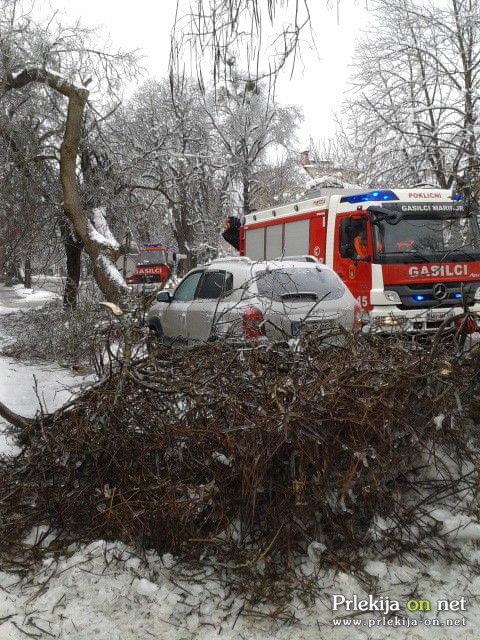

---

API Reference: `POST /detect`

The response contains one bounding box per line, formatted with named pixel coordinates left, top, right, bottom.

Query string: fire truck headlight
left=382, top=315, right=399, bottom=326
left=384, top=290, right=401, bottom=303
left=474, top=286, right=480, bottom=301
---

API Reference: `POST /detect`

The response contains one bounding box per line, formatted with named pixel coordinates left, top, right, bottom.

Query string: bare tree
left=170, top=0, right=315, bottom=93
left=108, top=77, right=225, bottom=269
left=248, top=152, right=308, bottom=210
left=169, top=0, right=326, bottom=220
left=342, top=0, right=480, bottom=192
left=0, top=88, right=61, bottom=284
left=204, top=69, right=303, bottom=216
left=0, top=0, right=140, bottom=307
left=106, top=72, right=304, bottom=268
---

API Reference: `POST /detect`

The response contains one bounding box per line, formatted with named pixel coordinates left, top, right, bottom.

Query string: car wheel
left=147, top=320, right=164, bottom=349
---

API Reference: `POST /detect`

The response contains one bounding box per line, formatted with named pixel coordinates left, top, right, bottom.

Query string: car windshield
left=254, top=267, right=345, bottom=301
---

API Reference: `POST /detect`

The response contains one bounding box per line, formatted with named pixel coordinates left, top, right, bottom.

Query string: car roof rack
left=211, top=256, right=253, bottom=264
left=276, top=255, right=320, bottom=262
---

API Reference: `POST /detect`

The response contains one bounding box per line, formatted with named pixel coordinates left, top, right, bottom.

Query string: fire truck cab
left=125, top=244, right=170, bottom=289
left=226, top=188, right=480, bottom=334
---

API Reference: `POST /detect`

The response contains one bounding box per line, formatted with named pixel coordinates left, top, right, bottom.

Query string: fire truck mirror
left=340, top=243, right=354, bottom=259
left=173, top=253, right=187, bottom=262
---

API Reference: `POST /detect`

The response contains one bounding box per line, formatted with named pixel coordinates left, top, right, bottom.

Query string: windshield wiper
left=407, top=249, right=431, bottom=263
left=440, top=241, right=478, bottom=263
left=440, top=250, right=478, bottom=262
left=383, top=250, right=430, bottom=263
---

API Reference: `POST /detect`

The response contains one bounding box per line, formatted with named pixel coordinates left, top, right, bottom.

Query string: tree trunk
left=173, top=203, right=198, bottom=272
left=24, top=256, right=32, bottom=289
left=57, top=216, right=83, bottom=309
left=59, top=88, right=129, bottom=306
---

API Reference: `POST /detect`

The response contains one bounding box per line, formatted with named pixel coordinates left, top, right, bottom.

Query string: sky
left=43, top=0, right=371, bottom=147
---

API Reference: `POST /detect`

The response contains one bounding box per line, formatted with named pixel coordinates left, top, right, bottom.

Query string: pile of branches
left=1, top=331, right=480, bottom=575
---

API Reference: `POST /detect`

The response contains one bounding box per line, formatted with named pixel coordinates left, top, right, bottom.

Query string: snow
left=87, top=207, right=120, bottom=250
left=0, top=283, right=58, bottom=315
left=1, top=282, right=480, bottom=638
left=97, top=252, right=130, bottom=288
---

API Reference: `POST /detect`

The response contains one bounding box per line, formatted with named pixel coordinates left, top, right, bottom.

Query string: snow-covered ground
left=0, top=282, right=480, bottom=639
left=0, top=283, right=95, bottom=457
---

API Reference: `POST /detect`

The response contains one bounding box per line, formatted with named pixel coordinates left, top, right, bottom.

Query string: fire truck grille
left=385, top=281, right=480, bottom=310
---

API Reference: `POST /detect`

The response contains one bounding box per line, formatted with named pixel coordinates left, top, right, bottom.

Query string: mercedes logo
left=433, top=283, right=448, bottom=300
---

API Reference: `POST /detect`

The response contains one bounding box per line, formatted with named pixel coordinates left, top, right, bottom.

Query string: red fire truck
left=222, top=188, right=480, bottom=334
left=124, top=244, right=170, bottom=288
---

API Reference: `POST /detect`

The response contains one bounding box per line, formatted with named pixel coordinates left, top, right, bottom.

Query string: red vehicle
left=223, top=188, right=480, bottom=335
left=125, top=244, right=170, bottom=287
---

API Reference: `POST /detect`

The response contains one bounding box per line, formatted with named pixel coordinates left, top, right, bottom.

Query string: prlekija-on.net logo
left=331, top=594, right=468, bottom=629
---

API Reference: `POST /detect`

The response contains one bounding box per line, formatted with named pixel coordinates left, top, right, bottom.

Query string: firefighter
left=354, top=229, right=369, bottom=259
left=222, top=216, right=241, bottom=251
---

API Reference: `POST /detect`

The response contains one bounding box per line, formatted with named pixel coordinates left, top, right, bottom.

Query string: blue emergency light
left=340, top=190, right=399, bottom=204
left=414, top=295, right=425, bottom=302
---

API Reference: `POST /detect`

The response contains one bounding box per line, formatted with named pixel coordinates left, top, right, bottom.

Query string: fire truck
left=124, top=244, right=170, bottom=288
left=222, top=188, right=480, bottom=334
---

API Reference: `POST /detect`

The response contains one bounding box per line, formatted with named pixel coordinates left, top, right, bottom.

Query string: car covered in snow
left=147, top=257, right=359, bottom=344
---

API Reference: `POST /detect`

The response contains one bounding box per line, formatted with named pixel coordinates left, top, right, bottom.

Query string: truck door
left=333, top=214, right=373, bottom=310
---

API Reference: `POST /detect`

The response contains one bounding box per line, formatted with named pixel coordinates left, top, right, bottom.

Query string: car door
left=186, top=270, right=234, bottom=341
left=161, top=270, right=203, bottom=341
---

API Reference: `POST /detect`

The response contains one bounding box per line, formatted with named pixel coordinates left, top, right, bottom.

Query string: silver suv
left=147, top=257, right=359, bottom=344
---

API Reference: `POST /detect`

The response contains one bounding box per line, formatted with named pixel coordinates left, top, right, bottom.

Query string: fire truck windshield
left=137, top=249, right=167, bottom=265
left=371, top=207, right=480, bottom=264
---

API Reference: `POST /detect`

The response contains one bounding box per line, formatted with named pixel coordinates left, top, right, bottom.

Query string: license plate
left=291, top=321, right=334, bottom=336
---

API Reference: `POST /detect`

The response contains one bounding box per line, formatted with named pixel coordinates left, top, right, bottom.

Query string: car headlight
left=384, top=290, right=401, bottom=303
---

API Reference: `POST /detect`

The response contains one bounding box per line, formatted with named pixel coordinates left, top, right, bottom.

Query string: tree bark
left=59, top=217, right=83, bottom=309
left=0, top=399, right=33, bottom=431
left=24, top=257, right=32, bottom=289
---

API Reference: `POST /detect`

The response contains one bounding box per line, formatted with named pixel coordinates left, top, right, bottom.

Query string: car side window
left=173, top=271, right=203, bottom=301
left=196, top=271, right=234, bottom=300
left=224, top=273, right=234, bottom=296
